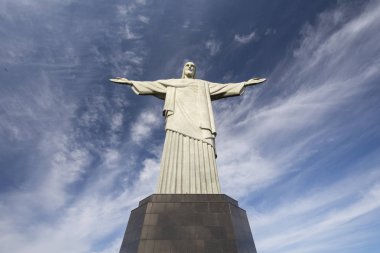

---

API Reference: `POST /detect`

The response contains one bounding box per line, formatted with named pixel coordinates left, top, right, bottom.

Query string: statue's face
left=183, top=62, right=196, bottom=78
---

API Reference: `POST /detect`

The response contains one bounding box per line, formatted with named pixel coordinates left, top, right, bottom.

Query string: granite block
left=119, top=194, right=257, bottom=253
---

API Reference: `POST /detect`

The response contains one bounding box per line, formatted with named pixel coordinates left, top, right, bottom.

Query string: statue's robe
left=131, top=78, right=245, bottom=193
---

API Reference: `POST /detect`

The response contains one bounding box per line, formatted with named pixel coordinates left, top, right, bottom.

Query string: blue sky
left=1, top=0, right=380, bottom=252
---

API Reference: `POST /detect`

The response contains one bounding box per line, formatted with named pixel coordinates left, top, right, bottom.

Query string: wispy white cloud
left=1, top=1, right=379, bottom=253
left=182, top=20, right=190, bottom=28
left=108, top=1, right=154, bottom=76
left=136, top=0, right=148, bottom=5
left=215, top=1, right=380, bottom=252
left=0, top=0, right=160, bottom=252
left=256, top=180, right=380, bottom=253
left=138, top=15, right=150, bottom=24
left=217, top=0, right=380, bottom=194
left=0, top=86, right=159, bottom=253
left=234, top=31, right=258, bottom=44
left=0, top=155, right=157, bottom=253
left=111, top=113, right=123, bottom=131
left=264, top=28, right=276, bottom=36
left=122, top=24, right=140, bottom=40
left=0, top=0, right=74, bottom=20
left=131, top=109, right=162, bottom=144
left=205, top=39, right=221, bottom=56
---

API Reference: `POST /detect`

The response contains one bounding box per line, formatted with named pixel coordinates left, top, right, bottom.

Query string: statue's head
left=181, top=62, right=196, bottom=79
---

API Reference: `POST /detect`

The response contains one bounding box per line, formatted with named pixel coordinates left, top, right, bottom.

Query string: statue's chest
left=175, top=85, right=200, bottom=106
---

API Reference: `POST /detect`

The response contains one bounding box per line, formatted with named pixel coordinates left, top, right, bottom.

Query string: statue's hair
left=181, top=62, right=196, bottom=79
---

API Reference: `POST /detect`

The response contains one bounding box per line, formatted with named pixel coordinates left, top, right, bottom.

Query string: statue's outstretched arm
left=109, top=77, right=167, bottom=99
left=244, top=77, right=266, bottom=87
left=209, top=77, right=266, bottom=100
left=109, top=77, right=133, bottom=85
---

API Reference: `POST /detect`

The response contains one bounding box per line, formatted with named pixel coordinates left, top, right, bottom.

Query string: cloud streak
left=234, top=31, right=258, bottom=44
left=0, top=1, right=159, bottom=252
left=0, top=1, right=379, bottom=253
left=214, top=1, right=380, bottom=252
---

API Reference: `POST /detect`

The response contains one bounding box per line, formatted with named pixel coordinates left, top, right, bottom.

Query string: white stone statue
left=110, top=62, right=265, bottom=194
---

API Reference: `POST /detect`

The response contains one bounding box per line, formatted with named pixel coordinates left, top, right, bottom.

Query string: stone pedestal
left=119, top=194, right=257, bottom=253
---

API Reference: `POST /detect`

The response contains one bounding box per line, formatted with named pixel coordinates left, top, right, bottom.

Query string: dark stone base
left=119, top=194, right=257, bottom=253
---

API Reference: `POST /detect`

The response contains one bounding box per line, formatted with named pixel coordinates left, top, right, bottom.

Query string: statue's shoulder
left=154, top=79, right=177, bottom=87
left=158, top=78, right=192, bottom=85
left=157, top=78, right=179, bottom=84
left=157, top=78, right=206, bottom=87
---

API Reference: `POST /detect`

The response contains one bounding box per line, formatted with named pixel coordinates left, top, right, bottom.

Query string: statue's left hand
left=244, top=77, right=266, bottom=86
left=109, top=77, right=133, bottom=85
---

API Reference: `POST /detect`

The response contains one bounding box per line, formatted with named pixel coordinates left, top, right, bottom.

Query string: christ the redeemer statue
left=110, top=62, right=265, bottom=194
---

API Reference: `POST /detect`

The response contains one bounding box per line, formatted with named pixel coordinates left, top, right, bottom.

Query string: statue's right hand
left=109, top=77, right=133, bottom=85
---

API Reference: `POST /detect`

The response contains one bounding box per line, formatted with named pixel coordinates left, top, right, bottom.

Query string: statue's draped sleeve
left=130, top=80, right=175, bottom=117
left=130, top=80, right=167, bottom=99
left=208, top=82, right=245, bottom=101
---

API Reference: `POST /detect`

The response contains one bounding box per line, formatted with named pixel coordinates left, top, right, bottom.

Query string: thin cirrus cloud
left=254, top=168, right=380, bottom=253
left=0, top=1, right=379, bottom=253
left=130, top=109, right=163, bottom=144
left=0, top=1, right=156, bottom=253
left=234, top=31, right=258, bottom=44
left=205, top=39, right=222, bottom=56
left=214, top=1, right=380, bottom=252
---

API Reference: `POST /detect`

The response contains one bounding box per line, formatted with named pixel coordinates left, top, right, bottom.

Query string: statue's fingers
left=252, top=78, right=266, bottom=83
left=251, top=77, right=265, bottom=81
left=110, top=78, right=123, bottom=83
